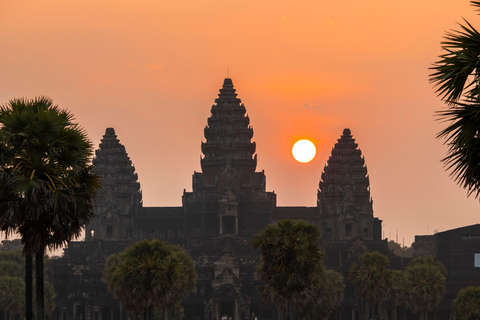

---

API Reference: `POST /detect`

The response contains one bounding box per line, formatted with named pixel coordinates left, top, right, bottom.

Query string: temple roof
left=318, top=128, right=370, bottom=196
left=93, top=127, right=142, bottom=204
left=200, top=78, right=257, bottom=182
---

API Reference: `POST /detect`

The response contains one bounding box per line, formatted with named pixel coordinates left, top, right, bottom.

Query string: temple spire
left=200, top=79, right=257, bottom=187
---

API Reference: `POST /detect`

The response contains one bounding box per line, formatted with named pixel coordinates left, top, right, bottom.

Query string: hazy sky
left=1, top=0, right=479, bottom=246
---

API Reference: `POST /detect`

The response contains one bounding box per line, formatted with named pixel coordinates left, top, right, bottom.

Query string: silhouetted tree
left=252, top=219, right=323, bottom=320
left=403, top=256, right=446, bottom=320
left=305, top=269, right=345, bottom=320
left=430, top=1, right=480, bottom=198
left=102, top=239, right=197, bottom=320
left=452, top=286, right=480, bottom=320
left=349, top=251, right=392, bottom=320
left=0, top=97, right=100, bottom=320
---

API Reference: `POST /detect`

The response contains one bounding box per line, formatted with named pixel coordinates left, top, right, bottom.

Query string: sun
left=292, top=139, right=316, bottom=163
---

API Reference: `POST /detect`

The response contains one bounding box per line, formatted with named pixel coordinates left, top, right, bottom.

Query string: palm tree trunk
left=25, top=252, right=33, bottom=320
left=36, top=249, right=45, bottom=320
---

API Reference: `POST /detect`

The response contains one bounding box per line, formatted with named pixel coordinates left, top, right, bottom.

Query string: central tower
left=200, top=78, right=257, bottom=187
left=183, top=78, right=275, bottom=238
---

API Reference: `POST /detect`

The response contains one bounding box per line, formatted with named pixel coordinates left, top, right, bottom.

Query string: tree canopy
left=102, top=239, right=197, bottom=320
left=0, top=96, right=99, bottom=320
left=430, top=1, right=480, bottom=198
left=452, top=286, right=480, bottom=320
left=252, top=219, right=330, bottom=320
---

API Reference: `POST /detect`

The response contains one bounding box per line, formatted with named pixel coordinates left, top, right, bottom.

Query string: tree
left=0, top=97, right=100, bottom=320
left=251, top=219, right=323, bottom=320
left=102, top=239, right=197, bottom=320
left=0, top=276, right=25, bottom=320
left=430, top=1, right=480, bottom=198
left=403, top=256, right=446, bottom=320
left=305, top=269, right=345, bottom=320
left=349, top=251, right=392, bottom=320
left=452, top=286, right=480, bottom=320
left=387, top=270, right=407, bottom=320
left=0, top=249, right=55, bottom=319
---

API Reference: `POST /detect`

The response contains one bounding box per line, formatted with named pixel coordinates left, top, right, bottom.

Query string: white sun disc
left=292, top=139, right=316, bottom=163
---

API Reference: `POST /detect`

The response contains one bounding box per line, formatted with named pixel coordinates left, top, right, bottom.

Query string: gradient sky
left=1, top=0, right=479, bottom=246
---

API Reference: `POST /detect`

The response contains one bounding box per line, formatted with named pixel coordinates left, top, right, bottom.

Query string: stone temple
left=50, top=78, right=399, bottom=320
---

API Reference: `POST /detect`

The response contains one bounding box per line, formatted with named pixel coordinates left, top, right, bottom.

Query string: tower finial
left=227, top=68, right=229, bottom=78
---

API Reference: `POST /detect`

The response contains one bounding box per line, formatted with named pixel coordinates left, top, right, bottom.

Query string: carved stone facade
left=318, top=128, right=381, bottom=242
left=50, top=79, right=387, bottom=320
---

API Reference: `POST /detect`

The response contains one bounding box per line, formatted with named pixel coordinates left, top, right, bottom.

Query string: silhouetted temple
left=47, top=79, right=477, bottom=320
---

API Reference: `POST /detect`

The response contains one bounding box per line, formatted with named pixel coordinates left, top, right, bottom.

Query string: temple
left=46, top=78, right=479, bottom=320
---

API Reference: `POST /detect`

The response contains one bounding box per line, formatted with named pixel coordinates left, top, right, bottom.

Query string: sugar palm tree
left=0, top=97, right=100, bottom=320
left=403, top=256, right=446, bottom=320
left=306, top=269, right=345, bottom=320
left=452, top=286, right=480, bottom=320
left=349, top=251, right=392, bottom=320
left=102, top=239, right=197, bottom=320
left=430, top=1, right=480, bottom=198
left=251, top=219, right=323, bottom=320
left=387, top=270, right=407, bottom=320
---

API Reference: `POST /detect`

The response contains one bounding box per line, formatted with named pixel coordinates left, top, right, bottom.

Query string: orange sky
left=1, top=0, right=478, bottom=246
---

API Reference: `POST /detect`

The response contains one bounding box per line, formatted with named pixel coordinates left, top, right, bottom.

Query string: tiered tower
left=200, top=78, right=257, bottom=188
left=183, top=78, right=275, bottom=238
left=318, top=128, right=380, bottom=241
left=85, top=128, right=142, bottom=241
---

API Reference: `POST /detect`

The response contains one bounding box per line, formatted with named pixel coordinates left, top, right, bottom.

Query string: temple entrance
left=223, top=216, right=235, bottom=235
left=221, top=301, right=234, bottom=319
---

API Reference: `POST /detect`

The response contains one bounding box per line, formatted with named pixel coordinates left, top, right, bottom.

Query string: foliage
left=102, top=239, right=197, bottom=320
left=0, top=249, right=55, bottom=318
left=452, top=286, right=480, bottom=320
left=0, top=96, right=100, bottom=253
left=0, top=96, right=99, bottom=320
left=0, top=275, right=25, bottom=316
left=251, top=219, right=324, bottom=317
left=349, top=251, right=392, bottom=306
left=403, top=256, right=446, bottom=320
left=306, top=269, right=345, bottom=320
left=388, top=240, right=413, bottom=258
left=430, top=1, right=480, bottom=198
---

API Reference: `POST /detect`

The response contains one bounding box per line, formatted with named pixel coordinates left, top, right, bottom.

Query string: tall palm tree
left=251, top=219, right=323, bottom=320
left=349, top=251, right=392, bottom=320
left=387, top=270, right=407, bottom=320
left=102, top=239, right=197, bottom=320
left=430, top=1, right=480, bottom=198
left=403, top=256, right=446, bottom=320
left=452, top=286, right=480, bottom=320
left=305, top=269, right=345, bottom=320
left=0, top=97, right=100, bottom=320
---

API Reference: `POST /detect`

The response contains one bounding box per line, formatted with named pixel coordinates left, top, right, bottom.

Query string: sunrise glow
left=292, top=139, right=316, bottom=163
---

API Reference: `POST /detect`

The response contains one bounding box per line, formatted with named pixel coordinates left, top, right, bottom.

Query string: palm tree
left=102, top=239, right=197, bottom=320
left=306, top=269, right=345, bottom=320
left=0, top=96, right=100, bottom=320
left=452, top=286, right=480, bottom=320
left=251, top=219, right=323, bottom=320
left=403, top=256, right=446, bottom=320
left=349, top=251, right=392, bottom=320
left=387, top=270, right=407, bottom=320
left=430, top=1, right=480, bottom=198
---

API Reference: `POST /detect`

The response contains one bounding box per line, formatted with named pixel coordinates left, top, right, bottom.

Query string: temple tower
left=183, top=78, right=275, bottom=239
left=85, top=128, right=142, bottom=241
left=317, top=128, right=381, bottom=241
